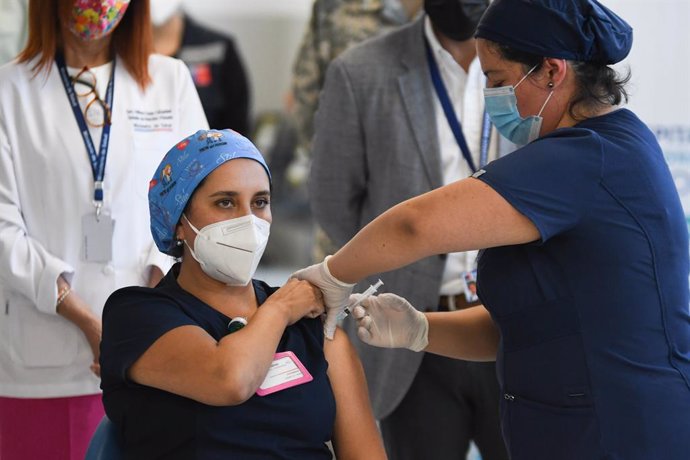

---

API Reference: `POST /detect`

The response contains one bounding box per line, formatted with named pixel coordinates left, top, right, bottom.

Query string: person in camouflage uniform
left=290, top=0, right=422, bottom=261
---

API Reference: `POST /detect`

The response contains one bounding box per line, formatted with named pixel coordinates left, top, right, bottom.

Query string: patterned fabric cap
left=148, top=129, right=271, bottom=255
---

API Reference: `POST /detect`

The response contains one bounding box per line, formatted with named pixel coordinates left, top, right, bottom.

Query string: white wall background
left=608, top=0, right=690, bottom=124
left=183, top=0, right=690, bottom=124
left=182, top=0, right=314, bottom=116
left=608, top=0, right=690, bottom=230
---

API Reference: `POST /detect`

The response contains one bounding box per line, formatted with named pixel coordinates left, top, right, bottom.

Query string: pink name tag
left=256, top=351, right=313, bottom=396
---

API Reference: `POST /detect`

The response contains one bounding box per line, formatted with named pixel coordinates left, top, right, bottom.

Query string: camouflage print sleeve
left=290, top=0, right=338, bottom=154
left=290, top=0, right=400, bottom=155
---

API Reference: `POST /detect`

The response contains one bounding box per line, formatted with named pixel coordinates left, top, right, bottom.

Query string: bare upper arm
left=401, top=177, right=540, bottom=256
left=327, top=175, right=542, bottom=285
left=128, top=325, right=238, bottom=406
left=325, top=328, right=387, bottom=460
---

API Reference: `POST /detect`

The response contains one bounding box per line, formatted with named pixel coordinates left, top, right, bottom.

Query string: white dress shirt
left=424, top=17, right=500, bottom=296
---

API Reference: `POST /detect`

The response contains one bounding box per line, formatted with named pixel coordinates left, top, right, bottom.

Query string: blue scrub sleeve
left=477, top=129, right=604, bottom=242
left=101, top=288, right=196, bottom=384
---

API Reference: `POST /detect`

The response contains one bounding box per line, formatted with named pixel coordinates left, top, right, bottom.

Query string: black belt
left=437, top=294, right=481, bottom=311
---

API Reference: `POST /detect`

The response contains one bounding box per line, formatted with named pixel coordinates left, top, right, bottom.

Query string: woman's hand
left=263, top=278, right=324, bottom=325
left=291, top=256, right=355, bottom=339
left=352, top=292, right=428, bottom=352
left=128, top=278, right=325, bottom=406
left=56, top=287, right=102, bottom=376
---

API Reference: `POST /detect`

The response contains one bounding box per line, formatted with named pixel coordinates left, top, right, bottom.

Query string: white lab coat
left=0, top=54, right=208, bottom=397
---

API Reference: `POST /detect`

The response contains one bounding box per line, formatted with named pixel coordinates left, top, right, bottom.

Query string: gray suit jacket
left=310, top=17, right=497, bottom=420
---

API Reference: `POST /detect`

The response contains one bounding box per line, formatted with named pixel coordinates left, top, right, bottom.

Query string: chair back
left=84, top=416, right=122, bottom=460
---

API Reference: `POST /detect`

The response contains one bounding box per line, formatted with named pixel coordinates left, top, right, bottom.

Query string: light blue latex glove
left=351, top=292, right=428, bottom=352
left=291, top=256, right=355, bottom=339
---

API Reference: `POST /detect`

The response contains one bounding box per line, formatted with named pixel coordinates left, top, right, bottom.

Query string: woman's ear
left=544, top=58, right=567, bottom=88
left=175, top=221, right=186, bottom=243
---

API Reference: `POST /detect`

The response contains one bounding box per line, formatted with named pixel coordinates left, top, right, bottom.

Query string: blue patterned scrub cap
left=475, top=0, right=633, bottom=65
left=148, top=129, right=271, bottom=255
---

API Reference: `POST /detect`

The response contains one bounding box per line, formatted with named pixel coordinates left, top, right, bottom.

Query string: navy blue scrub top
left=100, top=264, right=336, bottom=459
left=475, top=109, right=690, bottom=460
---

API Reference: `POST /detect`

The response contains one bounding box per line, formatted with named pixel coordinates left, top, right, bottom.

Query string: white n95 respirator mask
left=182, top=214, right=270, bottom=286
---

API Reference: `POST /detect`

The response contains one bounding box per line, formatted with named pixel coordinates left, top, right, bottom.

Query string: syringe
left=339, top=279, right=384, bottom=319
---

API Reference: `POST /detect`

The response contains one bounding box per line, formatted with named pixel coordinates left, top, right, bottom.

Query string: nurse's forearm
left=425, top=306, right=499, bottom=361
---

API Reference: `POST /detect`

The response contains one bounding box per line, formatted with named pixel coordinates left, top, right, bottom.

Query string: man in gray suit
left=309, top=1, right=510, bottom=459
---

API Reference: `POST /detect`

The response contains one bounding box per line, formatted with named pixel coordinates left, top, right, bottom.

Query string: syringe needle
left=341, top=279, right=384, bottom=318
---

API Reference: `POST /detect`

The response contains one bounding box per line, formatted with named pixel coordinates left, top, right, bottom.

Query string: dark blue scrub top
left=476, top=109, right=690, bottom=460
left=100, top=264, right=336, bottom=459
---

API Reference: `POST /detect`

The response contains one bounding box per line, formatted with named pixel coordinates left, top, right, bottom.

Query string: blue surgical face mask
left=483, top=65, right=554, bottom=146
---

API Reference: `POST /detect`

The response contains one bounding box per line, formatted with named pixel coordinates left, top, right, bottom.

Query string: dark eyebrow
left=208, top=190, right=271, bottom=198
left=209, top=191, right=239, bottom=198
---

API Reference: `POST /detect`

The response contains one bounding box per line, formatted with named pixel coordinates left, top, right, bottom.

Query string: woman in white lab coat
left=0, top=0, right=207, bottom=457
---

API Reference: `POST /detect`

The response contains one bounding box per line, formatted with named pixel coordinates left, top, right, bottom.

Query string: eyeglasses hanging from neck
left=71, top=66, right=112, bottom=128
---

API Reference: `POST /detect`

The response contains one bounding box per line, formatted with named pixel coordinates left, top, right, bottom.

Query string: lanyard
left=424, top=37, right=491, bottom=171
left=479, top=110, right=490, bottom=168
left=55, top=53, right=115, bottom=217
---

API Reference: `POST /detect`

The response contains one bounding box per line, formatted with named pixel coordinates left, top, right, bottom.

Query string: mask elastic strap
left=514, top=63, right=540, bottom=89
left=537, top=90, right=555, bottom=116
left=181, top=214, right=204, bottom=265
left=536, top=59, right=565, bottom=115
left=182, top=239, right=201, bottom=262
left=536, top=58, right=566, bottom=116
left=182, top=213, right=202, bottom=236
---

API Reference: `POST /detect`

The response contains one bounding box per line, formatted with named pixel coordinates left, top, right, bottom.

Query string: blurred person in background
left=288, top=0, right=423, bottom=262
left=150, top=0, right=251, bottom=135
left=290, top=0, right=422, bottom=153
left=100, top=129, right=387, bottom=459
left=0, top=0, right=28, bottom=65
left=0, top=0, right=207, bottom=458
left=309, top=1, right=509, bottom=459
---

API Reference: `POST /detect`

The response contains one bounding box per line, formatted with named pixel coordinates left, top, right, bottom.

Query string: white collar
left=423, top=15, right=465, bottom=78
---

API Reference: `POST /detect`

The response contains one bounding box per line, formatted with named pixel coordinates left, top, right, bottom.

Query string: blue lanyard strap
left=55, top=53, right=115, bottom=211
left=480, top=110, right=491, bottom=168
left=424, top=37, right=491, bottom=171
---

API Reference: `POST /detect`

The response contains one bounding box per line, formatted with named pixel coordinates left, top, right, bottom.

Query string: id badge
left=256, top=351, right=313, bottom=396
left=462, top=269, right=479, bottom=303
left=81, top=213, right=114, bottom=263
